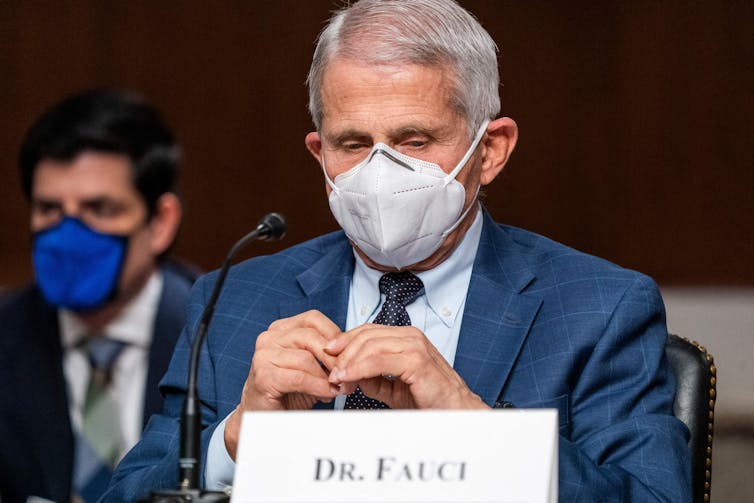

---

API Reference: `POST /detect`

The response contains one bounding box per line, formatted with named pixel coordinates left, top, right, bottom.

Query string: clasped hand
left=225, top=310, right=486, bottom=458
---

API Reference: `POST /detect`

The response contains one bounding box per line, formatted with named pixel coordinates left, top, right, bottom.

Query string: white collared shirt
left=206, top=206, right=484, bottom=487
left=60, top=271, right=163, bottom=461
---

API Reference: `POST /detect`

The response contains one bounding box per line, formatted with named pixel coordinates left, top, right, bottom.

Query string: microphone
left=148, top=213, right=287, bottom=502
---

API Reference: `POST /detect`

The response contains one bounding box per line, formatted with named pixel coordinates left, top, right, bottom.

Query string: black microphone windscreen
left=258, top=212, right=287, bottom=240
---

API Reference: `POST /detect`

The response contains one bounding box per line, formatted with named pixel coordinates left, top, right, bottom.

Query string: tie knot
left=378, top=271, right=424, bottom=307
left=86, top=338, right=127, bottom=372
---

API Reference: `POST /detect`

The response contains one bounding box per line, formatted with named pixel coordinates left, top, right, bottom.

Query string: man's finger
left=268, top=309, right=341, bottom=340
left=259, top=326, right=338, bottom=370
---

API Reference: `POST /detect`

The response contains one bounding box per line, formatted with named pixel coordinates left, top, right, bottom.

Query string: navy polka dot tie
left=344, top=271, right=424, bottom=409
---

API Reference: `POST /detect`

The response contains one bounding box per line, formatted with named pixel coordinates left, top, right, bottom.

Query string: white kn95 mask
left=323, top=120, right=489, bottom=269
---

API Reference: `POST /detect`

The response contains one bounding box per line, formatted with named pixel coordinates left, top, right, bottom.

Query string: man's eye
left=33, top=201, right=61, bottom=215
left=344, top=142, right=367, bottom=151
left=86, top=202, right=122, bottom=218
left=399, top=137, right=429, bottom=149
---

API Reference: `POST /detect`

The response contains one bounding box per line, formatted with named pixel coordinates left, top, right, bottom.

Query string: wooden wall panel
left=1, top=1, right=751, bottom=288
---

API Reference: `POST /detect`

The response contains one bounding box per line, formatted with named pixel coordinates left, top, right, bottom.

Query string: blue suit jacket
left=0, top=265, right=196, bottom=503
left=106, top=212, right=691, bottom=501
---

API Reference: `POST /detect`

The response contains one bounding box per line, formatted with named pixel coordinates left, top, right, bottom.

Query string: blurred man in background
left=0, top=89, right=196, bottom=503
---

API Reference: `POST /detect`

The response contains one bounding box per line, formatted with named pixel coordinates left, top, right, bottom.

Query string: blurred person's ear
left=147, top=193, right=182, bottom=255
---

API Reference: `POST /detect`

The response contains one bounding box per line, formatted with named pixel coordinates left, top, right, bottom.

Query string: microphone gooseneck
left=163, top=213, right=287, bottom=501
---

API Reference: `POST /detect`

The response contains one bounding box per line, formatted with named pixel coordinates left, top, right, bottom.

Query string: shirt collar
left=416, top=206, right=482, bottom=327
left=60, top=271, right=164, bottom=349
left=351, top=206, right=483, bottom=327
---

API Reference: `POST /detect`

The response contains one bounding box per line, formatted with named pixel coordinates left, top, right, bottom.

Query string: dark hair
left=19, top=89, right=181, bottom=217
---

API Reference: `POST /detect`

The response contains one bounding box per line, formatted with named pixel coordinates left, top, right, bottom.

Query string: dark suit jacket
left=0, top=265, right=196, bottom=503
left=106, top=211, right=691, bottom=501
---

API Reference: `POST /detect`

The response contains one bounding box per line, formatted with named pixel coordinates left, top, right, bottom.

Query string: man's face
left=31, top=151, right=161, bottom=306
left=306, top=57, right=486, bottom=271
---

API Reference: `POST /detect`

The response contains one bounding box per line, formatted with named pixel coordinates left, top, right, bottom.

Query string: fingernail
left=328, top=366, right=341, bottom=383
left=329, top=385, right=340, bottom=395
left=325, top=338, right=338, bottom=350
left=328, top=366, right=346, bottom=382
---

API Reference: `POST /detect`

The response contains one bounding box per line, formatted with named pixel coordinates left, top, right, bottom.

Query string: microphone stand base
left=143, top=489, right=230, bottom=502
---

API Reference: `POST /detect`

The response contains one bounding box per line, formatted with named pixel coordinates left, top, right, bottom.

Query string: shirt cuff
left=205, top=413, right=236, bottom=490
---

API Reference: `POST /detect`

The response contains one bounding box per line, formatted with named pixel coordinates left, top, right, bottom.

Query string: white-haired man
left=107, top=1, right=690, bottom=501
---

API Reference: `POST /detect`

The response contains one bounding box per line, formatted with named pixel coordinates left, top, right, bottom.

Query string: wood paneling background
left=1, top=1, right=752, bottom=287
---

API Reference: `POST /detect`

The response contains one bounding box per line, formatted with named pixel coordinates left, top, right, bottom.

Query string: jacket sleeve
left=556, top=275, right=692, bottom=501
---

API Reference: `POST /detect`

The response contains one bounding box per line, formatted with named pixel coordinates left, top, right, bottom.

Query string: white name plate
left=231, top=409, right=558, bottom=503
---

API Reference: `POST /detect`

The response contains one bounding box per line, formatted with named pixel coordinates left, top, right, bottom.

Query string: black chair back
left=666, top=334, right=716, bottom=503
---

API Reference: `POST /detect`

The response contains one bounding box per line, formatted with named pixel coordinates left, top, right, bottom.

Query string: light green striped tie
left=73, top=338, right=127, bottom=502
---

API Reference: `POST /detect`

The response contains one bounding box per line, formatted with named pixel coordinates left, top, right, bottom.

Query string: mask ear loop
left=442, top=119, right=491, bottom=187
left=439, top=119, right=490, bottom=237
left=321, top=155, right=340, bottom=194
left=321, top=145, right=383, bottom=195
left=441, top=183, right=481, bottom=239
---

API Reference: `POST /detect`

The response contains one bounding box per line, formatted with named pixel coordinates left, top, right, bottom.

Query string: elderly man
left=0, top=90, right=194, bottom=503
left=106, top=1, right=690, bottom=501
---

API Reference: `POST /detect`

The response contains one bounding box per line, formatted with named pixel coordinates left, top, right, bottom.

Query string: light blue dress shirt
left=206, top=207, right=483, bottom=488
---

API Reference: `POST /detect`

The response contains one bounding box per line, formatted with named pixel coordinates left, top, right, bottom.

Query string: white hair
left=307, top=0, right=500, bottom=137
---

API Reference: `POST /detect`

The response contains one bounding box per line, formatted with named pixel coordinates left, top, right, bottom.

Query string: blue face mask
left=32, top=217, right=128, bottom=311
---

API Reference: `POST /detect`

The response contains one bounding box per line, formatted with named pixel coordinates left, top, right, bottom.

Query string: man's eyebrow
left=388, top=125, right=440, bottom=142
left=31, top=195, right=60, bottom=204
left=80, top=196, right=113, bottom=206
left=325, top=129, right=372, bottom=146
left=80, top=196, right=130, bottom=210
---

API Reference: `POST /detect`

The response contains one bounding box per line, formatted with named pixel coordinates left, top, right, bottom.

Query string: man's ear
left=479, top=117, right=518, bottom=186
left=305, top=131, right=323, bottom=164
left=148, top=192, right=182, bottom=255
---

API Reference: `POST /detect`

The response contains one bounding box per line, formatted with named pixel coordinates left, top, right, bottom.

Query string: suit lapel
left=16, top=290, right=74, bottom=500
left=144, top=267, right=192, bottom=425
left=454, top=211, right=542, bottom=406
left=278, top=239, right=354, bottom=331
